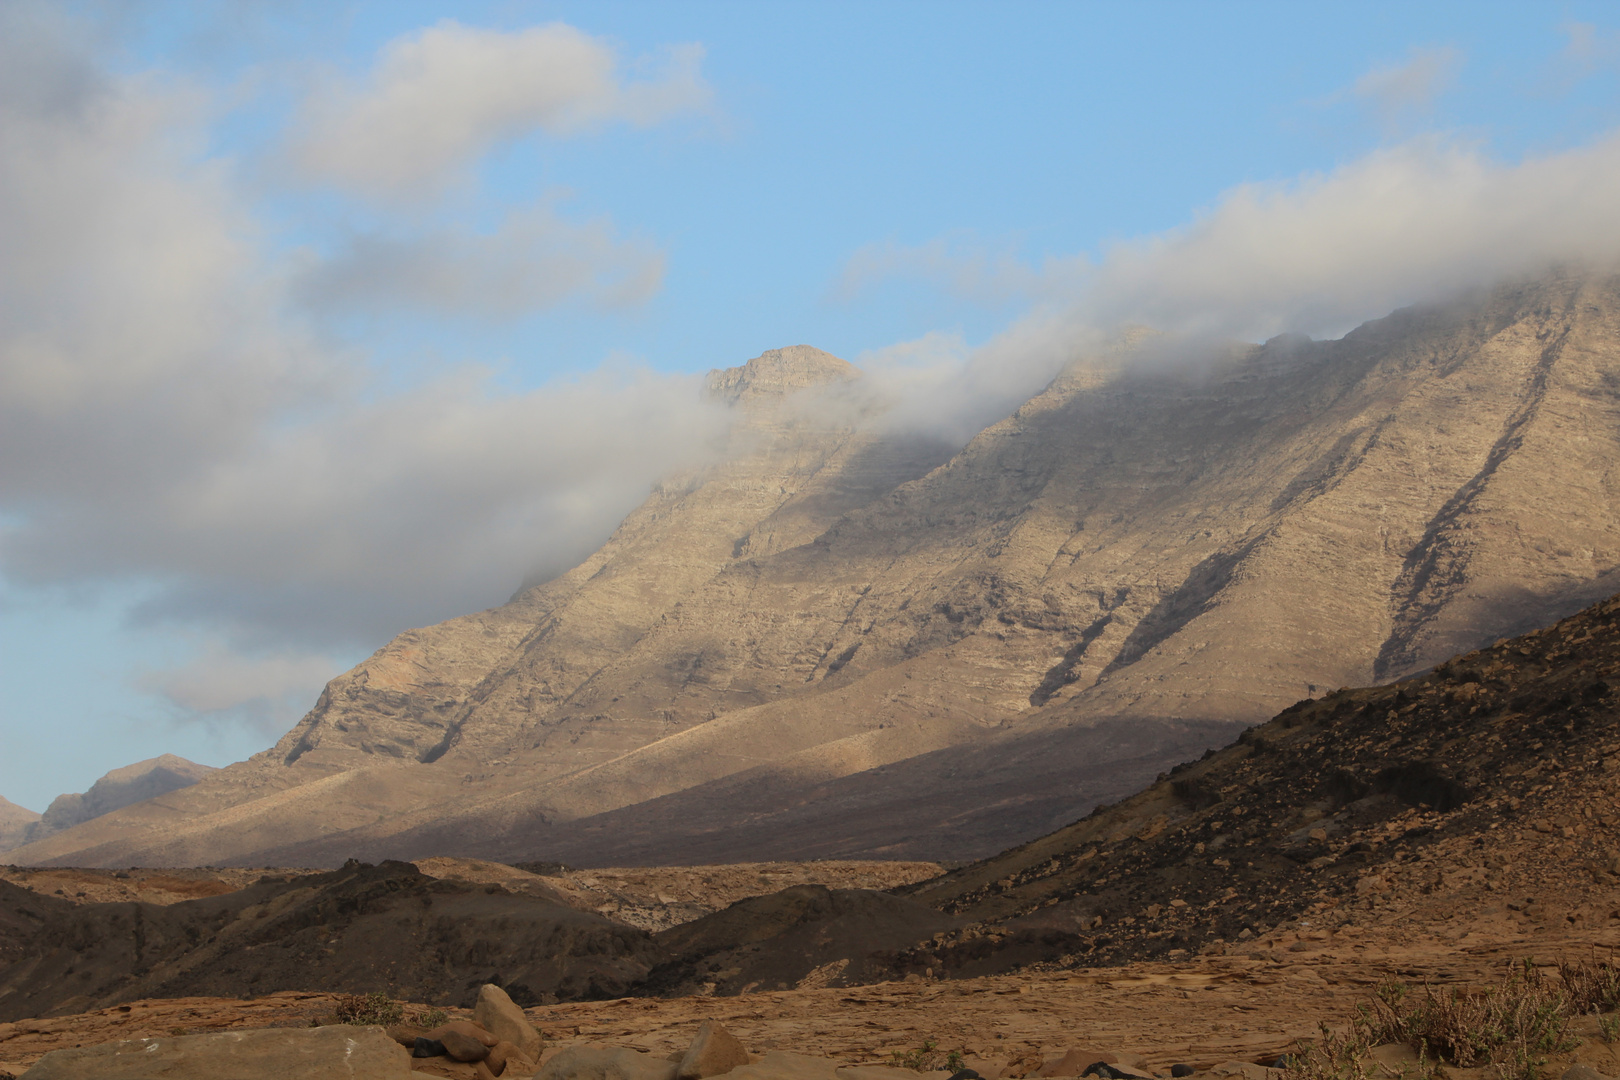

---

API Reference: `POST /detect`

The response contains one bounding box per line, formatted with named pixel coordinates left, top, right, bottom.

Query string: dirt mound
left=0, top=860, right=659, bottom=1021
left=894, top=590, right=1620, bottom=976
left=642, top=885, right=961, bottom=996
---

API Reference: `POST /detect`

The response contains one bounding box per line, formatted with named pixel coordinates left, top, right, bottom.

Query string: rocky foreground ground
left=7, top=906, right=1620, bottom=1079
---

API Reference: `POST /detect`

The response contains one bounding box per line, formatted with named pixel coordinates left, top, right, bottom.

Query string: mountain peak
left=703, top=345, right=859, bottom=404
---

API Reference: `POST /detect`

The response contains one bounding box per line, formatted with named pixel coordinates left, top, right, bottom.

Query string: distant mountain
left=0, top=797, right=38, bottom=855
left=14, top=272, right=1620, bottom=868
left=14, top=756, right=216, bottom=850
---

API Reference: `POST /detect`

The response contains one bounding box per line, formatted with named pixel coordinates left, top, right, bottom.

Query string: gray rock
left=19, top=1024, right=410, bottom=1079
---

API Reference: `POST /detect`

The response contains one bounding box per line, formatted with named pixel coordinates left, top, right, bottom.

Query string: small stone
left=678, top=1019, right=751, bottom=1080
left=1308, top=828, right=1328, bottom=842
left=1169, top=898, right=1188, bottom=909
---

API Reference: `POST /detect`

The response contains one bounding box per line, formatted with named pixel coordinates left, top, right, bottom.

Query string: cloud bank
left=295, top=203, right=665, bottom=318
left=0, top=7, right=728, bottom=730
left=846, top=134, right=1620, bottom=448
left=289, top=20, right=711, bottom=199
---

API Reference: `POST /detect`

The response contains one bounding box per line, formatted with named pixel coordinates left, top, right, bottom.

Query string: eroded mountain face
left=16, top=274, right=1620, bottom=868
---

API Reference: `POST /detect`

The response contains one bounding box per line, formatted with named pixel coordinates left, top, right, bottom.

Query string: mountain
left=7, top=587, right=1620, bottom=1016
left=12, top=272, right=1620, bottom=869
left=887, top=584, right=1620, bottom=977
left=15, top=755, right=217, bottom=850
left=0, top=797, right=38, bottom=855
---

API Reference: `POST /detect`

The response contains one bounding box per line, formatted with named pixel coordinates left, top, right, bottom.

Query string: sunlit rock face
left=16, top=272, right=1620, bottom=868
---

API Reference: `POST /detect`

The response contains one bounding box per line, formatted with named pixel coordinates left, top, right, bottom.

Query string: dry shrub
left=1558, top=953, right=1620, bottom=1016
left=331, top=992, right=404, bottom=1027
left=1288, top=956, right=1620, bottom=1080
left=1281, top=1021, right=1374, bottom=1080
left=889, top=1040, right=965, bottom=1073
left=1359, top=961, right=1576, bottom=1080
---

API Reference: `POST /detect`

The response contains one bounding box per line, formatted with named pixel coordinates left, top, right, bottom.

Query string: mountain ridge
left=13, top=271, right=1620, bottom=868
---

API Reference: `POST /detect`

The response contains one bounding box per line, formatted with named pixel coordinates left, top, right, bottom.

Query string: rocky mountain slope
left=7, top=756, right=216, bottom=852
left=0, top=801, right=36, bottom=856
left=14, top=272, right=1620, bottom=868
left=893, top=586, right=1620, bottom=977
left=8, top=587, right=1620, bottom=1021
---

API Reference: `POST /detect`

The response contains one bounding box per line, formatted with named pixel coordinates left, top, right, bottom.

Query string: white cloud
left=0, top=7, right=731, bottom=727
left=1550, top=22, right=1620, bottom=90
left=138, top=645, right=346, bottom=738
left=847, top=135, right=1620, bottom=450
left=289, top=20, right=711, bottom=199
left=1072, top=135, right=1620, bottom=343
left=1350, top=46, right=1461, bottom=123
left=294, top=201, right=664, bottom=318
left=834, top=235, right=1087, bottom=307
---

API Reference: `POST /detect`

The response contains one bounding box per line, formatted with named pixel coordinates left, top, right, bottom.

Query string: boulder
left=538, top=1045, right=680, bottom=1080
left=488, top=1040, right=537, bottom=1078
left=677, top=1021, right=751, bottom=1080
left=726, top=1052, right=843, bottom=1080
left=18, top=1024, right=410, bottom=1079
left=429, top=1021, right=501, bottom=1048
left=476, top=984, right=545, bottom=1062
left=442, top=1029, right=494, bottom=1063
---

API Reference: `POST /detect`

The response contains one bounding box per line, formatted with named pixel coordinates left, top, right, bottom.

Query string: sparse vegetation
left=411, top=1007, right=449, bottom=1029
left=1287, top=957, right=1620, bottom=1080
left=889, top=1039, right=965, bottom=1073
left=330, top=992, right=404, bottom=1027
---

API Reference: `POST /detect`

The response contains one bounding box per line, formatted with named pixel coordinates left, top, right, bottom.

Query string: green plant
left=331, top=992, right=405, bottom=1027
left=889, top=1040, right=965, bottom=1073
left=1599, top=1014, right=1620, bottom=1045
left=409, top=1007, right=449, bottom=1029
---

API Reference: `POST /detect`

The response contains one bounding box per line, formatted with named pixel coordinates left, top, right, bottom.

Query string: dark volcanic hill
left=894, top=588, right=1620, bottom=977
left=0, top=861, right=658, bottom=1022
left=15, top=272, right=1620, bottom=868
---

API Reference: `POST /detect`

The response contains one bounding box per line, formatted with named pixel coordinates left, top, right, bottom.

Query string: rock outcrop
left=15, top=272, right=1620, bottom=868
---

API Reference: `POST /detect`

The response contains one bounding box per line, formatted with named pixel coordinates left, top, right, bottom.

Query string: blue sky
left=2, top=0, right=1619, bottom=811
